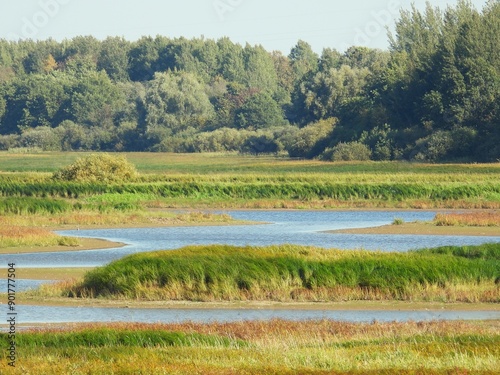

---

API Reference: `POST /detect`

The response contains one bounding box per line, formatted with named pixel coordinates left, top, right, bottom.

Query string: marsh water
left=4, top=210, right=500, bottom=324
left=5, top=210, right=500, bottom=268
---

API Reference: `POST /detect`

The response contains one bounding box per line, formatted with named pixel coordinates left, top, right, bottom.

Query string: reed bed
left=0, top=197, right=72, bottom=214
left=434, top=212, right=500, bottom=227
left=0, top=320, right=498, bottom=374
left=65, top=243, right=499, bottom=303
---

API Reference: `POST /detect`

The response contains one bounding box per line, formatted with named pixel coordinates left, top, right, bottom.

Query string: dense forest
left=0, top=1, right=498, bottom=161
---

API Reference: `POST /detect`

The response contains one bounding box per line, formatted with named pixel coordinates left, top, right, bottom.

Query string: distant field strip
left=1, top=180, right=499, bottom=201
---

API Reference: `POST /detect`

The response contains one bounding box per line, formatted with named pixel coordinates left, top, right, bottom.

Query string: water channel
left=3, top=210, right=499, bottom=324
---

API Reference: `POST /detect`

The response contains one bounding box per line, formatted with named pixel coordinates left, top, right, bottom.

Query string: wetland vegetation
left=0, top=1, right=499, bottom=372
left=1, top=320, right=498, bottom=374
left=36, top=243, right=497, bottom=303
left=1, top=152, right=499, bottom=374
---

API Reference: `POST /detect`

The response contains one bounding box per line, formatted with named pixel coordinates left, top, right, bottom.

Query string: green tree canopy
left=145, top=71, right=215, bottom=134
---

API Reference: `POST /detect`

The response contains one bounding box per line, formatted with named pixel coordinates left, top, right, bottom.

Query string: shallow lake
left=3, top=210, right=499, bottom=324
left=3, top=210, right=500, bottom=268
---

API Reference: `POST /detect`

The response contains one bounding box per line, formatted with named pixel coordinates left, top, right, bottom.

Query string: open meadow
left=0, top=151, right=499, bottom=374
left=1, top=152, right=500, bottom=210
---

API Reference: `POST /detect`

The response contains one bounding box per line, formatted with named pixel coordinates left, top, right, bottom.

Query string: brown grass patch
left=0, top=225, right=79, bottom=248
left=434, top=212, right=500, bottom=227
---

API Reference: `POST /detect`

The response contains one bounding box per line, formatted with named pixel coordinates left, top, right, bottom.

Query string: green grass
left=0, top=196, right=72, bottom=214
left=1, top=151, right=500, bottom=175
left=1, top=152, right=499, bottom=209
left=0, top=328, right=246, bottom=349
left=68, top=243, right=499, bottom=302
left=1, top=179, right=499, bottom=206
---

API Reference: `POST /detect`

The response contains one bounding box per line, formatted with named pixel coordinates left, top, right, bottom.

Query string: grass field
left=1, top=152, right=499, bottom=209
left=0, top=151, right=499, bottom=176
left=0, top=320, right=498, bottom=374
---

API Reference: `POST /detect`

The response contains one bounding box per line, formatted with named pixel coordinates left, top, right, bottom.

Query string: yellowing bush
left=53, top=153, right=137, bottom=183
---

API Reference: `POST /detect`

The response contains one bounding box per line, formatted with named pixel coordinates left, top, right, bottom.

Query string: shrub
left=52, top=153, right=138, bottom=183
left=286, top=118, right=336, bottom=158
left=327, top=141, right=372, bottom=161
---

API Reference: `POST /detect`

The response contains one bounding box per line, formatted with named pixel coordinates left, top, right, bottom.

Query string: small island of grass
left=42, top=243, right=499, bottom=304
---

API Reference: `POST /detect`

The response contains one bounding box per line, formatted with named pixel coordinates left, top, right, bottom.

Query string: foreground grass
left=52, top=243, right=499, bottom=303
left=0, top=320, right=498, bottom=374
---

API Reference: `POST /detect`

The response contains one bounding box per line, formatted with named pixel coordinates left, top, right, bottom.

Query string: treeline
left=0, top=1, right=498, bottom=161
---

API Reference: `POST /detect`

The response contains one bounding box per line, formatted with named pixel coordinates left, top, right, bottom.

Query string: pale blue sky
left=0, top=0, right=490, bottom=53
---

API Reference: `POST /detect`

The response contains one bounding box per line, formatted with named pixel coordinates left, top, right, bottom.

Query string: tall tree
left=144, top=71, right=215, bottom=134
left=97, top=37, right=131, bottom=81
left=235, top=91, right=287, bottom=130
left=242, top=44, right=278, bottom=94
left=217, top=37, right=245, bottom=84
left=288, top=40, right=319, bottom=84
left=69, top=70, right=124, bottom=128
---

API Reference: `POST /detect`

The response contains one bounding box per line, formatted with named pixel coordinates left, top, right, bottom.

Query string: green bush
left=326, top=142, right=372, bottom=161
left=52, top=153, right=138, bottom=183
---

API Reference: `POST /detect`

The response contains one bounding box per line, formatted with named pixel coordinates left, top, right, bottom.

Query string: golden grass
left=0, top=210, right=242, bottom=230
left=148, top=197, right=500, bottom=210
left=434, top=212, right=500, bottom=227
left=0, top=225, right=79, bottom=248
left=55, top=280, right=498, bottom=304
left=1, top=320, right=498, bottom=374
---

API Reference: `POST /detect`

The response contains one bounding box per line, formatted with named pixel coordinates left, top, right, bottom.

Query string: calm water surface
left=3, top=211, right=498, bottom=324
left=7, top=305, right=500, bottom=325
left=2, top=210, right=499, bottom=268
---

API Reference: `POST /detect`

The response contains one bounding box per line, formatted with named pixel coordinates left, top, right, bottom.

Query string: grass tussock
left=64, top=243, right=500, bottom=303
left=434, top=212, right=500, bottom=227
left=0, top=320, right=498, bottom=374
left=0, top=225, right=79, bottom=248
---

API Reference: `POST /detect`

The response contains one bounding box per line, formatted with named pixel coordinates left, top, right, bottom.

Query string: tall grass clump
left=0, top=197, right=72, bottom=214
left=52, top=153, right=137, bottom=183
left=71, top=244, right=500, bottom=302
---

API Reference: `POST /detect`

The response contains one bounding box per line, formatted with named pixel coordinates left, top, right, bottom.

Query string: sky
left=0, top=0, right=491, bottom=53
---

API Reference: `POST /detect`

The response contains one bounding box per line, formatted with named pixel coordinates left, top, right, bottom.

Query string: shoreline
left=0, top=216, right=258, bottom=255
left=326, top=221, right=500, bottom=236
left=12, top=297, right=500, bottom=311
left=0, top=237, right=125, bottom=255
